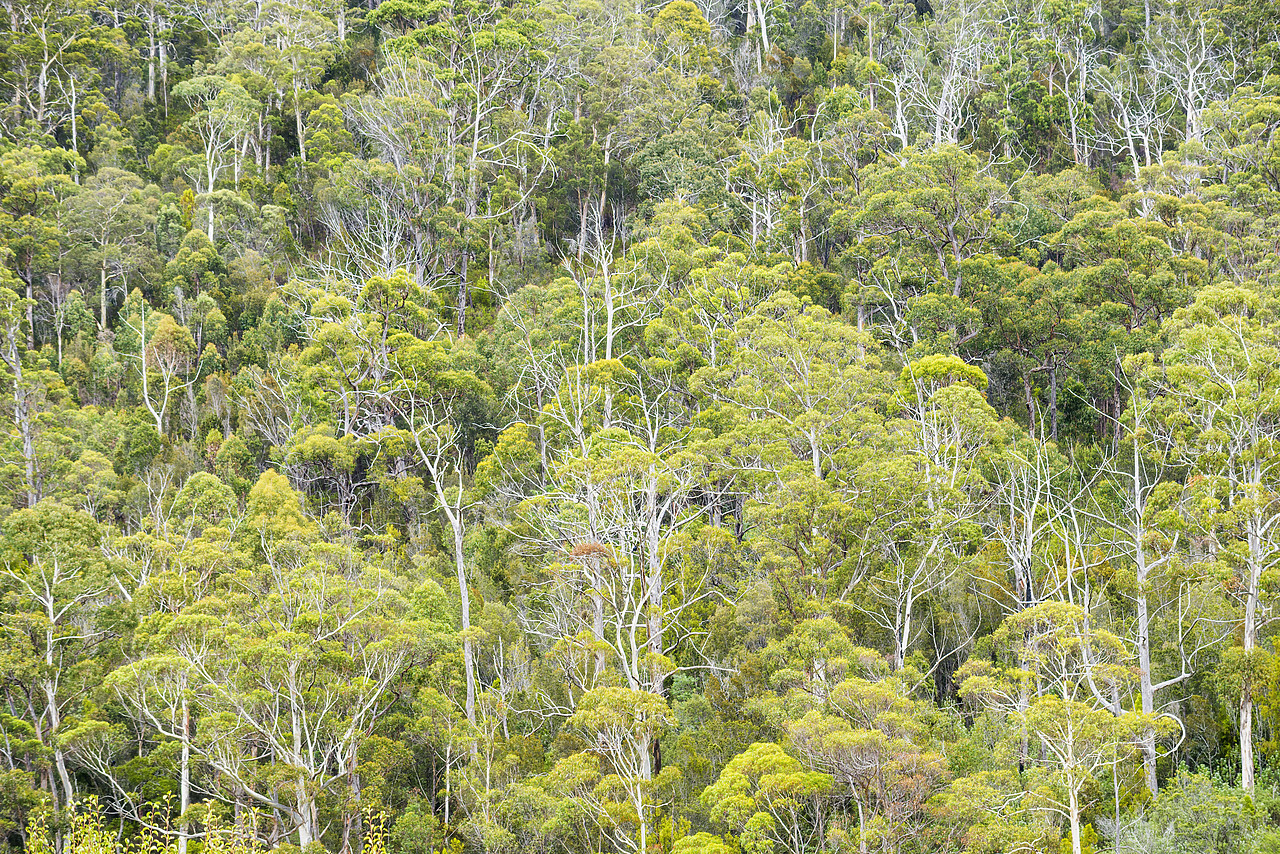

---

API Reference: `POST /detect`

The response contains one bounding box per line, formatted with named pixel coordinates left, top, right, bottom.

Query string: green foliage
left=3, top=1, right=1280, bottom=852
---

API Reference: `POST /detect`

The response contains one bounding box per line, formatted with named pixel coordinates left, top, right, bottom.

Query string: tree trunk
left=44, top=636, right=74, bottom=811
left=160, top=22, right=169, bottom=116
left=99, top=262, right=109, bottom=330
left=1136, top=581, right=1158, bottom=795
left=1048, top=365, right=1059, bottom=441
left=23, top=269, right=33, bottom=350
left=645, top=472, right=664, bottom=694
left=292, top=699, right=319, bottom=848
left=294, top=77, right=307, bottom=163
left=754, top=0, right=770, bottom=63
left=179, top=694, right=191, bottom=854
left=1133, top=429, right=1159, bottom=796
left=456, top=252, right=469, bottom=339
left=1242, top=509, right=1262, bottom=792
left=3, top=322, right=36, bottom=508
left=577, top=191, right=588, bottom=262
left=447, top=503, right=476, bottom=726
left=1024, top=374, right=1038, bottom=441
left=147, top=20, right=157, bottom=100
left=1068, top=782, right=1083, bottom=854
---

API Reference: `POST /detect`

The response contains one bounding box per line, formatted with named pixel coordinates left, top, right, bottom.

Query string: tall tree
left=1155, top=283, right=1280, bottom=792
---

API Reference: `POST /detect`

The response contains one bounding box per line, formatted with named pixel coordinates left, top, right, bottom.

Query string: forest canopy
left=2, top=0, right=1280, bottom=852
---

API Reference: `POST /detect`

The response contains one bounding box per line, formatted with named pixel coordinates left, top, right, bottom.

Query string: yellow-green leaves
left=243, top=468, right=314, bottom=552
left=702, top=742, right=831, bottom=854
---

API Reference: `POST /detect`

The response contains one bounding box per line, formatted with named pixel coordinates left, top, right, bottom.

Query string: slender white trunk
left=1242, top=509, right=1261, bottom=792
left=294, top=75, right=307, bottom=162
left=179, top=692, right=190, bottom=854
left=754, top=0, right=770, bottom=60
left=1068, top=782, right=1082, bottom=854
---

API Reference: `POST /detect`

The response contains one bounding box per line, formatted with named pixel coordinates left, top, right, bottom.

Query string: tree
left=381, top=335, right=494, bottom=726
left=124, top=302, right=199, bottom=436
left=858, top=146, right=1008, bottom=304
left=0, top=145, right=79, bottom=347
left=1094, top=353, right=1218, bottom=796
left=1154, top=284, right=1280, bottom=792
left=1096, top=56, right=1175, bottom=183
left=890, top=0, right=992, bottom=148
left=653, top=2, right=714, bottom=75
left=100, top=647, right=200, bottom=854
left=786, top=672, right=946, bottom=853
left=267, top=0, right=337, bottom=164
left=960, top=603, right=1152, bottom=854
left=0, top=286, right=39, bottom=508
left=972, top=260, right=1081, bottom=441
left=560, top=687, right=679, bottom=854
left=851, top=356, right=997, bottom=672
left=171, top=76, right=259, bottom=241
left=0, top=0, right=95, bottom=139
left=151, top=473, right=425, bottom=849
left=701, top=742, right=831, bottom=854
left=65, top=167, right=155, bottom=331
left=698, top=291, right=884, bottom=482
left=0, top=501, right=108, bottom=813
left=1146, top=2, right=1227, bottom=144
left=360, top=0, right=549, bottom=335
left=516, top=415, right=710, bottom=696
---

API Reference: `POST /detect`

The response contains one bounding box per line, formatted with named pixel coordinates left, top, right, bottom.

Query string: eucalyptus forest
left=1, top=0, right=1279, bottom=852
